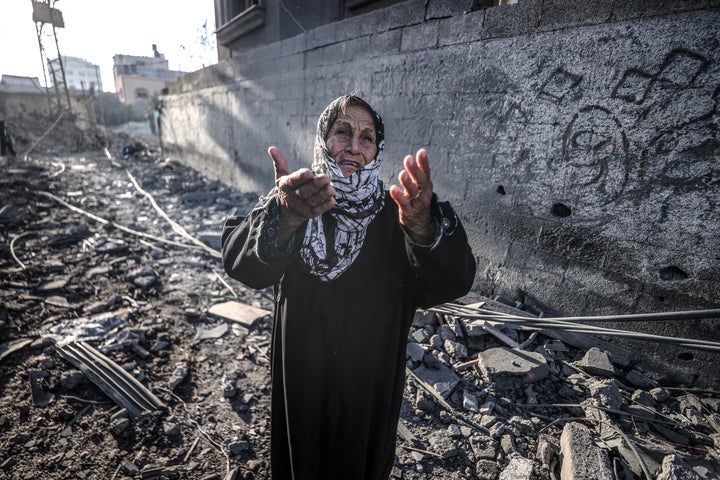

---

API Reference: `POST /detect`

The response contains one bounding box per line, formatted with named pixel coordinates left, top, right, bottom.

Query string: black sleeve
left=221, top=194, right=302, bottom=290
left=405, top=197, right=476, bottom=308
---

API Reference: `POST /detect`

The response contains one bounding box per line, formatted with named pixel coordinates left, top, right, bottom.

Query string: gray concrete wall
left=160, top=0, right=720, bottom=383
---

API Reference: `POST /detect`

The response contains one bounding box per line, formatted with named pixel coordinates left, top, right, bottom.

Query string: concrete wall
left=160, top=0, right=720, bottom=383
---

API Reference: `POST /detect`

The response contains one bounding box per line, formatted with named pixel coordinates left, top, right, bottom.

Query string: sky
left=0, top=0, right=217, bottom=93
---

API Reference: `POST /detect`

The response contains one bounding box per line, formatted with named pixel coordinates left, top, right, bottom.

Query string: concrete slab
left=207, top=301, right=271, bottom=327
left=475, top=347, right=549, bottom=390
left=560, top=422, right=614, bottom=480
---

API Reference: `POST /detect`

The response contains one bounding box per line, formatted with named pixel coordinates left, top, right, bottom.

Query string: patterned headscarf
left=300, top=95, right=386, bottom=281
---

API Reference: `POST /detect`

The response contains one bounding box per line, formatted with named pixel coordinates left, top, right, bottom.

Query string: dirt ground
left=1, top=116, right=719, bottom=480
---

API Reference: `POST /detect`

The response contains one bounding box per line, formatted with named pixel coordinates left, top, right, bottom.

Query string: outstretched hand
left=389, top=148, right=436, bottom=245
left=269, top=146, right=336, bottom=231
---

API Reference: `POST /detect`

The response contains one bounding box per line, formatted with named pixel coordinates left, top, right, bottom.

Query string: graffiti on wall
left=539, top=48, right=717, bottom=226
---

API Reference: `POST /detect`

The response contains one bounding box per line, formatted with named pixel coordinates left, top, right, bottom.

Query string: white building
left=48, top=56, right=103, bottom=93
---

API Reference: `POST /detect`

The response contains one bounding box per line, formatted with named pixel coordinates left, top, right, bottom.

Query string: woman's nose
left=345, top=135, right=361, bottom=153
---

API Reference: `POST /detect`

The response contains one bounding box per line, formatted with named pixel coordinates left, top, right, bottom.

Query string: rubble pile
left=1, top=138, right=718, bottom=479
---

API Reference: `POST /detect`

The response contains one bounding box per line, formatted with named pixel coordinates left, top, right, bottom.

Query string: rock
left=121, top=458, right=139, bottom=476
left=475, top=347, right=549, bottom=389
left=470, top=436, right=497, bottom=460
left=631, top=389, right=656, bottom=407
left=167, top=362, right=188, bottom=389
left=443, top=338, right=468, bottom=359
left=577, top=347, right=616, bottom=376
left=207, top=300, right=271, bottom=327
left=560, top=422, right=614, bottom=480
left=536, top=435, right=557, bottom=468
left=626, top=370, right=658, bottom=388
left=60, top=370, right=85, bottom=389
left=162, top=422, right=181, bottom=436
left=656, top=454, right=702, bottom=480
left=228, top=440, right=250, bottom=456
left=406, top=342, right=425, bottom=363
left=463, top=390, right=479, bottom=412
left=499, top=454, right=533, bottom=480
left=410, top=328, right=429, bottom=344
left=428, top=430, right=458, bottom=458
left=587, top=378, right=623, bottom=410
left=475, top=459, right=500, bottom=480
left=416, top=391, right=434, bottom=413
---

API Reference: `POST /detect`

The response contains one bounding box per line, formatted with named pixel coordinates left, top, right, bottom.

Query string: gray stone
left=406, top=342, right=425, bottom=363
left=412, top=364, right=459, bottom=399
left=476, top=459, right=500, bottom=480
left=207, top=300, right=271, bottom=327
left=463, top=390, right=479, bottom=413
left=577, top=347, right=616, bottom=377
left=476, top=347, right=549, bottom=389
left=536, top=435, right=557, bottom=468
left=60, top=370, right=85, bottom=389
left=587, top=378, right=623, bottom=410
left=626, top=370, right=658, bottom=389
left=499, top=454, right=533, bottom=480
left=167, top=362, right=188, bottom=389
left=410, top=328, right=429, bottom=344
left=560, top=422, right=614, bottom=480
left=470, top=436, right=497, bottom=460
left=656, top=454, right=703, bottom=480
left=443, top=338, right=468, bottom=359
left=228, top=440, right=250, bottom=456
left=428, top=430, right=458, bottom=458
left=162, top=422, right=181, bottom=436
left=631, top=389, right=656, bottom=407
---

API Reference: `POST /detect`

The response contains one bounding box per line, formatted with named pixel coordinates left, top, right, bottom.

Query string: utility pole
left=31, top=0, right=71, bottom=111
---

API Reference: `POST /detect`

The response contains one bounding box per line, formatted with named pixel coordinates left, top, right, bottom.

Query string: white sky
left=0, top=0, right=217, bottom=92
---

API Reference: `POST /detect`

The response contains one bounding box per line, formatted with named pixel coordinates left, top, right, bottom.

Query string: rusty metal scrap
left=55, top=341, right=165, bottom=418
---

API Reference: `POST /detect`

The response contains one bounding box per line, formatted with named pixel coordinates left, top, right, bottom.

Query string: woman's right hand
left=269, top=146, right=336, bottom=230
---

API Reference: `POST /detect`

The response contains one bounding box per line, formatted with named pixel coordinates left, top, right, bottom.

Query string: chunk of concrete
left=499, top=454, right=533, bottom=480
left=207, top=301, right=271, bottom=327
left=577, top=347, right=616, bottom=376
left=560, top=422, right=614, bottom=480
left=475, top=347, right=549, bottom=390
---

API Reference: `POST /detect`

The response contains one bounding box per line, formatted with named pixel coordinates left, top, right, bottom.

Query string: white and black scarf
left=300, top=96, right=386, bottom=281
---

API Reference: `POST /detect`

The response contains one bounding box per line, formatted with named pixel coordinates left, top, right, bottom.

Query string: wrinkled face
left=326, top=105, right=378, bottom=178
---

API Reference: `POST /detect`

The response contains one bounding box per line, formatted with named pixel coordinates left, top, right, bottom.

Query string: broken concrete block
left=463, top=390, right=479, bottom=413
left=560, top=422, right=614, bottom=480
left=499, top=454, right=533, bottom=480
left=406, top=342, right=425, bottom=363
left=587, top=378, right=623, bottom=410
left=412, top=363, right=459, bottom=399
left=475, top=347, right=549, bottom=390
left=207, top=300, right=271, bottom=327
left=577, top=347, right=616, bottom=376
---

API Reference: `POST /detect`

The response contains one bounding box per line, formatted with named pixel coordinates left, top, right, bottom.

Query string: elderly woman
left=222, top=94, right=475, bottom=479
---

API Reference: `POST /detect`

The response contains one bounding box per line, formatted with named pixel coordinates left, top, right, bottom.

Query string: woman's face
left=326, top=105, right=378, bottom=178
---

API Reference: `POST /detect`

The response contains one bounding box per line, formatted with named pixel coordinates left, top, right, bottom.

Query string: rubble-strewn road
left=1, top=122, right=718, bottom=479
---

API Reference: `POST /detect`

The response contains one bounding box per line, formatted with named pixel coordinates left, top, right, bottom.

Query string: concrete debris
left=475, top=346, right=549, bottom=389
left=207, top=300, right=271, bottom=327
left=560, top=422, right=614, bottom=480
left=2, top=145, right=718, bottom=479
left=577, top=346, right=617, bottom=376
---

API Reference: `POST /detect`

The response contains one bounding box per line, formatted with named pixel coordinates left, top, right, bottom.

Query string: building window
left=136, top=88, right=149, bottom=99
left=216, top=0, right=264, bottom=46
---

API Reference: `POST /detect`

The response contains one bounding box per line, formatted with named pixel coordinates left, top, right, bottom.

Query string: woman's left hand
left=389, top=148, right=436, bottom=245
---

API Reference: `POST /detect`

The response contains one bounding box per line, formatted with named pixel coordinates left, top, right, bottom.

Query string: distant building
left=113, top=45, right=184, bottom=104
left=0, top=75, right=46, bottom=94
left=48, top=56, right=103, bottom=93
